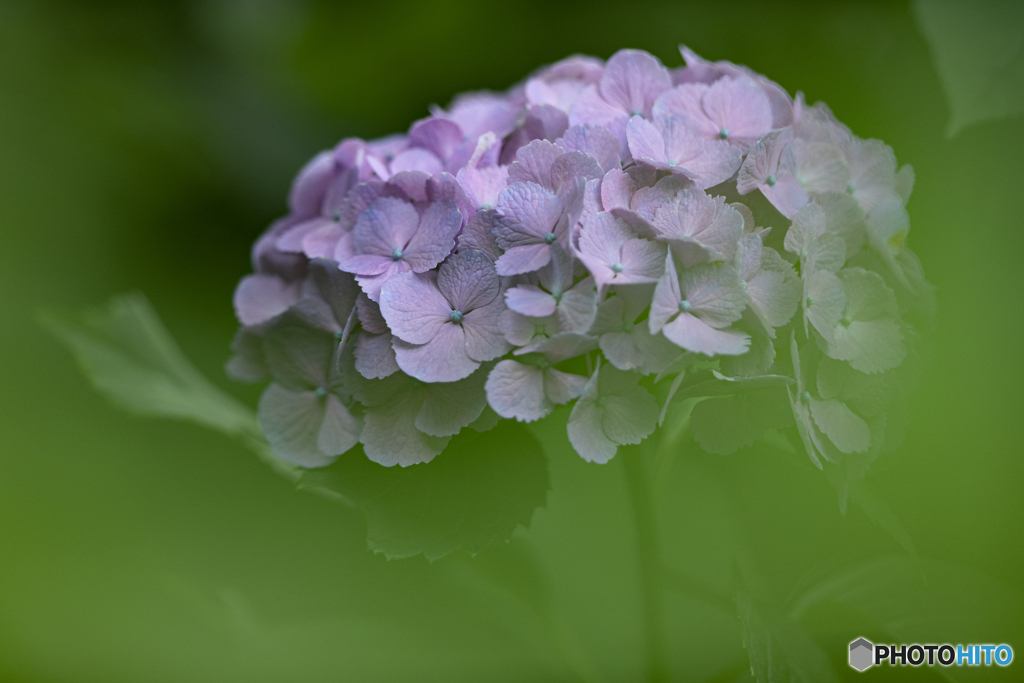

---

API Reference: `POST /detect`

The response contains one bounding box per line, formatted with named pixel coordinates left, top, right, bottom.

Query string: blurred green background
left=1, top=1, right=1022, bottom=681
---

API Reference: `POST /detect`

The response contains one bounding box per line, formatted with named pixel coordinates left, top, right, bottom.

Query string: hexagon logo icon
left=849, top=638, right=874, bottom=671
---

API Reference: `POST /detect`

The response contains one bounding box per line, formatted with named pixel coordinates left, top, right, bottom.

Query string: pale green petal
left=417, top=367, right=488, bottom=437
left=785, top=202, right=826, bottom=257
left=808, top=232, right=846, bottom=274
left=792, top=140, right=850, bottom=194
left=317, top=393, right=362, bottom=457
left=257, top=382, right=332, bottom=468
left=809, top=397, right=871, bottom=454
left=828, top=319, right=906, bottom=374
left=567, top=370, right=617, bottom=463
left=815, top=355, right=890, bottom=417
left=839, top=267, right=900, bottom=321
left=805, top=270, right=846, bottom=342
left=362, top=390, right=449, bottom=467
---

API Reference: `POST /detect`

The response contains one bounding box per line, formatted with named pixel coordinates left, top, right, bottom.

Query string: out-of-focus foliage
left=914, top=0, right=1024, bottom=137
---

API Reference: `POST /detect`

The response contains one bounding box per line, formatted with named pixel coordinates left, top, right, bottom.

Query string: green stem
left=623, top=447, right=670, bottom=683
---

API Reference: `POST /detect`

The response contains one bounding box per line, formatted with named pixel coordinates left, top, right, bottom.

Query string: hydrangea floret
left=228, top=46, right=931, bottom=490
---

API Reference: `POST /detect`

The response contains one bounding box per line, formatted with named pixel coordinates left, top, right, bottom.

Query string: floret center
left=315, top=386, right=328, bottom=399
left=544, top=232, right=556, bottom=244
left=718, top=128, right=729, bottom=139
left=391, top=248, right=403, bottom=261
left=678, top=299, right=692, bottom=312
left=800, top=390, right=811, bottom=404
left=766, top=174, right=776, bottom=187
left=450, top=310, right=464, bottom=324
left=611, top=262, right=624, bottom=274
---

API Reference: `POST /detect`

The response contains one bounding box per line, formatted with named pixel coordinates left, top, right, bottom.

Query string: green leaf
left=39, top=293, right=298, bottom=480
left=914, top=0, right=1024, bottom=137
left=298, top=419, right=550, bottom=560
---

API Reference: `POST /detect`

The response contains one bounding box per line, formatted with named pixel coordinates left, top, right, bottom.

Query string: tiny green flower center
left=334, top=329, right=345, bottom=340
left=805, top=295, right=815, bottom=307
left=631, top=110, right=643, bottom=117
left=332, top=209, right=342, bottom=222
left=741, top=280, right=748, bottom=290
left=766, top=174, right=776, bottom=187
left=315, top=386, right=328, bottom=399
left=391, top=248, right=403, bottom=261
left=679, top=299, right=692, bottom=312
left=718, top=127, right=729, bottom=139
left=846, top=182, right=856, bottom=195
left=623, top=321, right=635, bottom=333
left=480, top=203, right=491, bottom=211
left=611, top=262, right=624, bottom=273
left=544, top=232, right=556, bottom=244
left=450, top=310, right=463, bottom=323
left=840, top=315, right=852, bottom=327
left=667, top=160, right=677, bottom=166
left=551, top=289, right=563, bottom=302
left=537, top=358, right=550, bottom=369
left=800, top=390, right=811, bottom=404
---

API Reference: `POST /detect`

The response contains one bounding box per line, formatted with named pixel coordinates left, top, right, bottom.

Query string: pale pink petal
left=462, top=297, right=512, bottom=361
left=661, top=313, right=750, bottom=356
left=494, top=243, right=553, bottom=276
left=355, top=293, right=388, bottom=334
left=437, top=249, right=500, bottom=312
left=289, top=151, right=335, bottom=217
left=457, top=210, right=502, bottom=261
left=302, top=223, right=345, bottom=260
left=507, top=139, right=561, bottom=189
left=354, top=331, right=400, bottom=379
left=625, top=115, right=667, bottom=166
left=494, top=181, right=563, bottom=248
left=648, top=253, right=681, bottom=334
left=505, top=285, right=557, bottom=317
left=550, top=151, right=604, bottom=194
left=378, top=271, right=451, bottom=344
left=557, top=123, right=621, bottom=173
left=600, top=169, right=637, bottom=210
left=598, top=49, right=672, bottom=118
left=389, top=147, right=443, bottom=176
left=402, top=199, right=461, bottom=271
left=408, top=116, right=464, bottom=163
left=457, top=166, right=509, bottom=210
left=393, top=324, right=480, bottom=382
left=233, top=274, right=299, bottom=326
left=352, top=197, right=420, bottom=256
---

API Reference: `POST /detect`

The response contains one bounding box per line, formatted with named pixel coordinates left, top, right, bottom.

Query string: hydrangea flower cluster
left=229, top=46, right=930, bottom=479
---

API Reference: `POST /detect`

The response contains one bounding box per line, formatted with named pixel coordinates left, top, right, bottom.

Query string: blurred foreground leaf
left=299, top=420, right=550, bottom=560
left=39, top=293, right=298, bottom=480
left=914, top=0, right=1024, bottom=137
left=736, top=579, right=838, bottom=683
